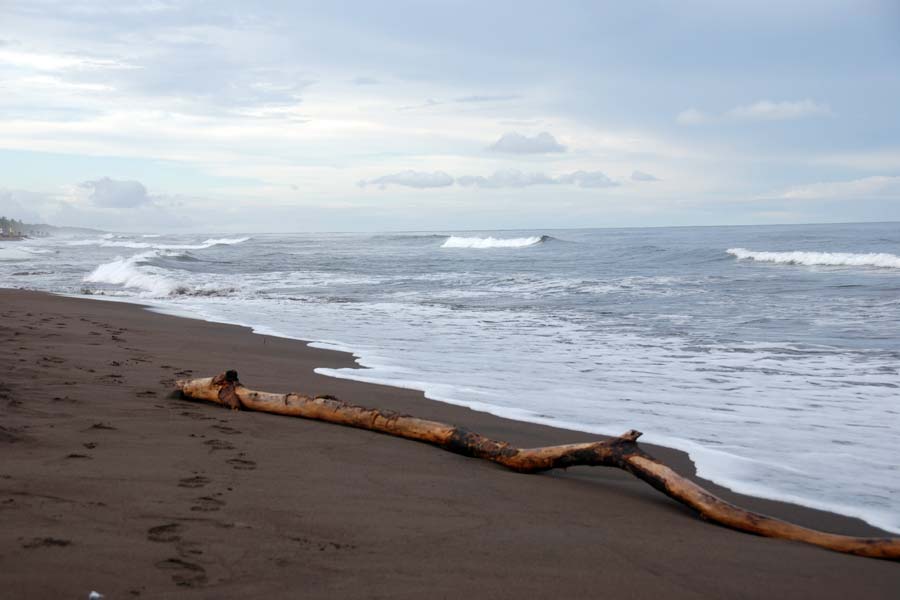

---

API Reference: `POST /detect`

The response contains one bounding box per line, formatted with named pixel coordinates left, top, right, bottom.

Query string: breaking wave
left=83, top=251, right=235, bottom=297
left=69, top=236, right=250, bottom=251
left=441, top=235, right=551, bottom=249
left=728, top=248, right=900, bottom=269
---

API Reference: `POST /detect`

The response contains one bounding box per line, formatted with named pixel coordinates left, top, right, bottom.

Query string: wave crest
left=728, top=248, right=900, bottom=269
left=69, top=236, right=250, bottom=251
left=83, top=251, right=236, bottom=297
left=442, top=235, right=550, bottom=249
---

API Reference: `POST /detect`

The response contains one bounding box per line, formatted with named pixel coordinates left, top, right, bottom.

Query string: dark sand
left=1, top=289, right=897, bottom=598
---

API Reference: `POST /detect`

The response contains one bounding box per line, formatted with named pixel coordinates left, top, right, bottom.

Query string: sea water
left=1, top=223, right=898, bottom=532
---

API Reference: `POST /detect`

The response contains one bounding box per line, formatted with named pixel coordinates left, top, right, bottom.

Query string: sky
left=1, top=0, right=899, bottom=232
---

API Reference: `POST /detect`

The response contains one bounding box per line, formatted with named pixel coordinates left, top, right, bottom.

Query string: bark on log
left=176, top=370, right=900, bottom=561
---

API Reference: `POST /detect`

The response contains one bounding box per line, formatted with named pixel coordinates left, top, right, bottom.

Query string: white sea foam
left=69, top=236, right=250, bottom=251
left=0, top=246, right=53, bottom=261
left=84, top=252, right=180, bottom=296
left=441, top=235, right=547, bottom=249
left=83, top=251, right=236, bottom=297
left=7, top=226, right=900, bottom=533
left=728, top=248, right=900, bottom=269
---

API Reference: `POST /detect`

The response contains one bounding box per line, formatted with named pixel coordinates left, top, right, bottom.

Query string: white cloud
left=771, top=175, right=900, bottom=200
left=678, top=100, right=832, bottom=125
left=80, top=177, right=152, bottom=208
left=810, top=150, right=900, bottom=171
left=727, top=100, right=832, bottom=121
left=0, top=190, right=44, bottom=222
left=358, top=170, right=454, bottom=189
left=488, top=131, right=566, bottom=154
left=555, top=170, right=617, bottom=188
left=363, top=169, right=618, bottom=190
left=676, top=108, right=710, bottom=125
left=631, top=170, right=660, bottom=182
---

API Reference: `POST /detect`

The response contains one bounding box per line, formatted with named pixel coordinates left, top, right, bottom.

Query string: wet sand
left=0, top=289, right=897, bottom=598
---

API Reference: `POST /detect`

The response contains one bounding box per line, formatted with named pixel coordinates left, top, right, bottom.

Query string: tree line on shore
left=0, top=216, right=50, bottom=238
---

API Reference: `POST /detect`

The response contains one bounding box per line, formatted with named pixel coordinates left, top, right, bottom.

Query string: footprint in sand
left=22, top=537, right=72, bottom=549
left=204, top=439, right=235, bottom=451
left=155, top=558, right=207, bottom=588
left=87, top=422, right=116, bottom=431
left=147, top=523, right=184, bottom=543
left=190, top=495, right=225, bottom=512
left=181, top=411, right=213, bottom=421
left=288, top=536, right=357, bottom=552
left=178, top=475, right=210, bottom=489
left=226, top=457, right=256, bottom=471
left=211, top=424, right=241, bottom=435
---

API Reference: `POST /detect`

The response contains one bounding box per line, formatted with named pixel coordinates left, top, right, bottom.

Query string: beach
left=1, top=288, right=897, bottom=598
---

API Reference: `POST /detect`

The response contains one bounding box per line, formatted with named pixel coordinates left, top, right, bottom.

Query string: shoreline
left=12, top=288, right=900, bottom=535
left=83, top=290, right=897, bottom=534
left=1, top=289, right=898, bottom=597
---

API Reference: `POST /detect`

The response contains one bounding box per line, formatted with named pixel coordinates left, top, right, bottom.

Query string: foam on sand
left=728, top=248, right=900, bottom=269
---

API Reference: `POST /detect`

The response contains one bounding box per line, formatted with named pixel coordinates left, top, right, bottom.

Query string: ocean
left=1, top=222, right=898, bottom=532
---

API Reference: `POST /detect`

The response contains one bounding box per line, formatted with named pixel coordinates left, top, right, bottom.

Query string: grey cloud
left=488, top=131, right=566, bottom=154
left=556, top=170, right=617, bottom=188
left=359, top=170, right=454, bottom=189
left=457, top=169, right=618, bottom=189
left=80, top=177, right=152, bottom=208
left=352, top=76, right=379, bottom=85
left=457, top=169, right=555, bottom=188
left=631, top=170, right=660, bottom=182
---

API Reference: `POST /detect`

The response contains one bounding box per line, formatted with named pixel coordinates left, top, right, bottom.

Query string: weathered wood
left=177, top=370, right=900, bottom=561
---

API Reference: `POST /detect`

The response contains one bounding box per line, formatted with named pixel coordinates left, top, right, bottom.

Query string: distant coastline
left=0, top=216, right=105, bottom=240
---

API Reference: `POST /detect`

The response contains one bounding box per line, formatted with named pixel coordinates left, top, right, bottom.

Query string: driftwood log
left=177, top=370, right=900, bottom=561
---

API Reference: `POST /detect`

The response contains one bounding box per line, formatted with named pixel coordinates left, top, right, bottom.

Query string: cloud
left=631, top=170, right=660, bottom=182
left=555, top=170, right=617, bottom=188
left=0, top=189, right=44, bottom=222
left=456, top=169, right=555, bottom=188
left=678, top=100, right=832, bottom=125
left=456, top=169, right=618, bottom=189
left=488, top=131, right=566, bottom=154
left=359, top=168, right=618, bottom=190
left=358, top=170, right=454, bottom=189
left=676, top=108, right=710, bottom=125
left=80, top=177, right=152, bottom=208
left=727, top=100, right=832, bottom=121
left=352, top=76, right=379, bottom=85
left=771, top=175, right=900, bottom=200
